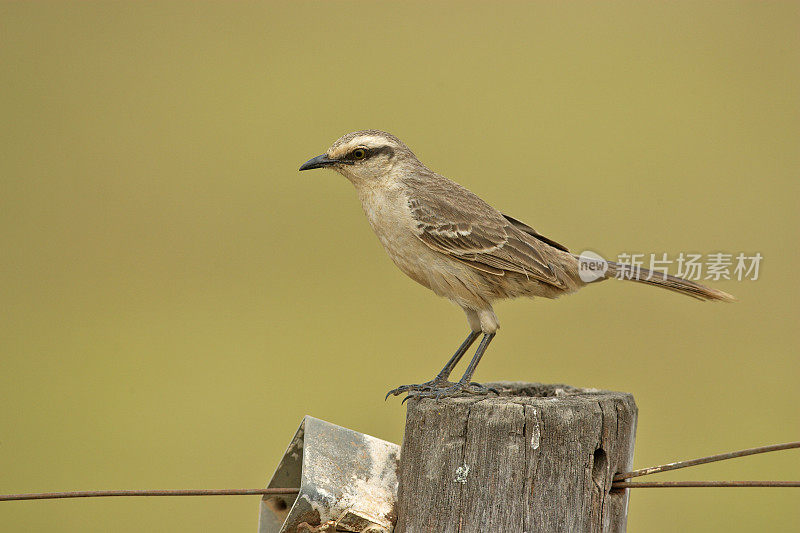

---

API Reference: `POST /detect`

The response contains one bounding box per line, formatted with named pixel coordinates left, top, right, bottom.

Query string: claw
left=386, top=379, right=446, bottom=399
left=466, top=382, right=500, bottom=395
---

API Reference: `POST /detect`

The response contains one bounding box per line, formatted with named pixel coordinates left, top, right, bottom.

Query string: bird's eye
left=351, top=148, right=367, bottom=160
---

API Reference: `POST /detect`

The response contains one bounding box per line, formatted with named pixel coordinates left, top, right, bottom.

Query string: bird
left=299, top=130, right=735, bottom=401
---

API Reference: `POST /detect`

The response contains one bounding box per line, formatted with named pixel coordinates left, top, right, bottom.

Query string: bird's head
left=299, top=130, right=420, bottom=184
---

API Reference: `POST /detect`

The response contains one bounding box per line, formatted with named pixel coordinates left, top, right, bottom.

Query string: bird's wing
left=501, top=214, right=570, bottom=253
left=406, top=180, right=567, bottom=288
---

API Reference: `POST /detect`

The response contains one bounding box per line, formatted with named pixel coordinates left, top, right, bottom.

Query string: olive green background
left=1, top=2, right=798, bottom=531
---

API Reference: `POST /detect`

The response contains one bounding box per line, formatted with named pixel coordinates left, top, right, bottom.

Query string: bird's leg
left=385, top=331, right=481, bottom=399
left=406, top=333, right=497, bottom=400
left=457, top=332, right=497, bottom=394
left=429, top=330, right=482, bottom=383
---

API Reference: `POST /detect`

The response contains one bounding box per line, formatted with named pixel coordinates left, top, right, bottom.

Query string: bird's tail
left=605, top=261, right=736, bottom=302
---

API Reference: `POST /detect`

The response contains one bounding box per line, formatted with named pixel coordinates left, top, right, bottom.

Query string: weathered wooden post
left=395, top=382, right=637, bottom=532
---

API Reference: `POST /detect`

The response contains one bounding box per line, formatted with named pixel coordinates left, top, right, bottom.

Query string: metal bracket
left=258, top=416, right=400, bottom=533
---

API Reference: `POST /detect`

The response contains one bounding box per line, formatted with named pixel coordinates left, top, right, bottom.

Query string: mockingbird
left=299, top=130, right=735, bottom=400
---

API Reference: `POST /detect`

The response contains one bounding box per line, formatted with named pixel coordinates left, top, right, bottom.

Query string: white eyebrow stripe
left=349, top=135, right=388, bottom=147
left=330, top=136, right=392, bottom=158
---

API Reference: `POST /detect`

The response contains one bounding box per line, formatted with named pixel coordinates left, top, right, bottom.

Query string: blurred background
left=1, top=1, right=798, bottom=531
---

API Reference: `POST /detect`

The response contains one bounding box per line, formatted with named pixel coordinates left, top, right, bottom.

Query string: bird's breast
left=357, top=186, right=425, bottom=267
left=355, top=185, right=490, bottom=307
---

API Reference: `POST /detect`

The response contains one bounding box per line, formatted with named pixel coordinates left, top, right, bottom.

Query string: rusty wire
left=613, top=441, right=800, bottom=481
left=612, top=481, right=800, bottom=489
left=2, top=441, right=798, bottom=502
left=0, top=488, right=299, bottom=502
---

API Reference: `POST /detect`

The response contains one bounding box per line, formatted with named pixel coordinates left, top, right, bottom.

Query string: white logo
left=577, top=250, right=608, bottom=283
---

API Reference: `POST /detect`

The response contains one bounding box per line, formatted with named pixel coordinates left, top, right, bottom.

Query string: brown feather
left=405, top=173, right=570, bottom=289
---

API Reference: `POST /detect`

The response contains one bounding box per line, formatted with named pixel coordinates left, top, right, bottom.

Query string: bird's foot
left=385, top=379, right=447, bottom=400
left=387, top=380, right=499, bottom=402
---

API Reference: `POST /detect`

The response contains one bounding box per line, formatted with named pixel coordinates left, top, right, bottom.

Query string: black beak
left=299, top=154, right=337, bottom=171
